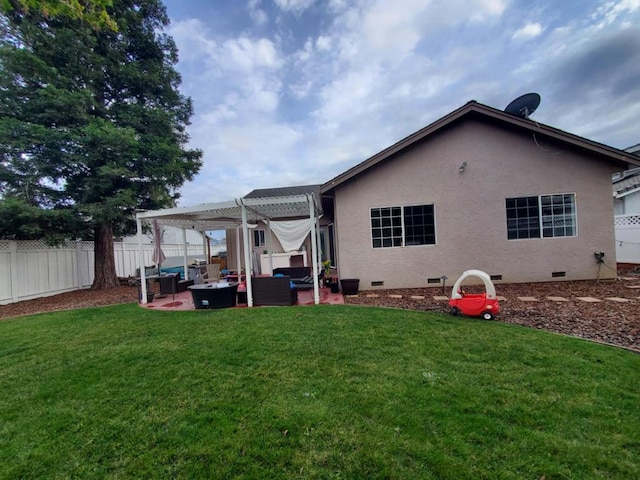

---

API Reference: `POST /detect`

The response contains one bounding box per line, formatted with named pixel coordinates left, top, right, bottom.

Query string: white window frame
left=370, top=204, right=436, bottom=248
left=506, top=193, right=577, bottom=240
left=253, top=229, right=266, bottom=247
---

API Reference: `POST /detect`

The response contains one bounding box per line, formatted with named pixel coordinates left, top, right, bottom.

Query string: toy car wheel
left=451, top=307, right=460, bottom=316
left=481, top=311, right=494, bottom=321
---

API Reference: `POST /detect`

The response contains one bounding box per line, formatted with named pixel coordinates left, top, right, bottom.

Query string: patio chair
left=204, top=263, right=221, bottom=283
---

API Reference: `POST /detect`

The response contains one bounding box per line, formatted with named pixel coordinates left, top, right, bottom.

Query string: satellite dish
left=504, top=93, right=541, bottom=118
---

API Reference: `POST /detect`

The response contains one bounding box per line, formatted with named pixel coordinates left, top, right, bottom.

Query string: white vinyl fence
left=615, top=214, right=640, bottom=264
left=0, top=240, right=205, bottom=305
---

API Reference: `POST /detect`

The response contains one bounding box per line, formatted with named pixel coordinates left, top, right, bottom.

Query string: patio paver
left=518, top=297, right=539, bottom=302
left=547, top=296, right=569, bottom=302
left=576, top=297, right=602, bottom=303
left=605, top=297, right=634, bottom=303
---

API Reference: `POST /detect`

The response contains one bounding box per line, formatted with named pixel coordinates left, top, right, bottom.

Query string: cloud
left=593, top=0, right=640, bottom=28
left=221, top=37, right=283, bottom=72
left=274, top=0, right=315, bottom=13
left=249, top=6, right=268, bottom=26
left=166, top=0, right=640, bottom=207
left=546, top=28, right=640, bottom=100
left=512, top=22, right=543, bottom=40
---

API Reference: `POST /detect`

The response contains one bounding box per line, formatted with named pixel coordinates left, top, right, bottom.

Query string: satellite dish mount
left=504, top=93, right=541, bottom=119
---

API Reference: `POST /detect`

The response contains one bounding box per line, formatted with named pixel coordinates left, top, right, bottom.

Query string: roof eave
left=321, top=101, right=640, bottom=193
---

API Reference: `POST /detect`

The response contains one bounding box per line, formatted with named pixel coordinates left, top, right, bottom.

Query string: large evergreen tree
left=1, top=0, right=117, bottom=30
left=0, top=0, right=202, bottom=288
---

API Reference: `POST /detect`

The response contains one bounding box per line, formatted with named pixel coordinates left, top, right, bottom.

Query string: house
left=320, top=101, right=640, bottom=289
left=137, top=100, right=640, bottom=297
left=613, top=144, right=640, bottom=264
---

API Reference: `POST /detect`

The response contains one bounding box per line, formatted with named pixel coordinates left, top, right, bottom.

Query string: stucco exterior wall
left=333, top=119, right=619, bottom=289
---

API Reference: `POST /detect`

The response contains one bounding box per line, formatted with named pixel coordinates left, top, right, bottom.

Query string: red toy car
left=449, top=269, right=500, bottom=320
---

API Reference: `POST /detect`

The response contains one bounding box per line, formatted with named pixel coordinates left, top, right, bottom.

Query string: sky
left=162, top=0, right=640, bottom=207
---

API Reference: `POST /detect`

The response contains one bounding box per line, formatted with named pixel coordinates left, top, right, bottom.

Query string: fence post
left=75, top=240, right=83, bottom=289
left=10, top=241, right=19, bottom=303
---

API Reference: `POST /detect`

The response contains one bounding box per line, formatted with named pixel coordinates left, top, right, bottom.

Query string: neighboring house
left=613, top=144, right=640, bottom=264
left=320, top=101, right=640, bottom=289
left=614, top=144, right=640, bottom=215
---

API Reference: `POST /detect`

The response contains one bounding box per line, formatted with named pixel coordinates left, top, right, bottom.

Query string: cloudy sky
left=162, top=0, right=640, bottom=206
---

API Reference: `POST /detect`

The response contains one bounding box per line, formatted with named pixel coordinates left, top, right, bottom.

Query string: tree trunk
left=92, top=222, right=120, bottom=289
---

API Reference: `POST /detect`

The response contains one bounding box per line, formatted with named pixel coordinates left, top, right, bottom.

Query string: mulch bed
left=344, top=278, right=640, bottom=352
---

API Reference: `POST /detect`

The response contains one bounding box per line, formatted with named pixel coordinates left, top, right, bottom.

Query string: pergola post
left=309, top=194, right=320, bottom=304
left=235, top=225, right=241, bottom=280
left=182, top=228, right=188, bottom=279
left=136, top=216, right=147, bottom=304
left=241, top=204, right=254, bottom=307
left=266, top=219, right=273, bottom=275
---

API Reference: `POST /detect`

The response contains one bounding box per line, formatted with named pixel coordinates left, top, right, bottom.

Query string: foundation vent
left=371, top=281, right=384, bottom=287
left=427, top=277, right=441, bottom=284
left=490, top=275, right=503, bottom=281
left=552, top=271, right=566, bottom=278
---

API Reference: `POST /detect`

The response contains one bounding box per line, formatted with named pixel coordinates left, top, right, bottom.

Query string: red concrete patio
left=140, top=284, right=344, bottom=311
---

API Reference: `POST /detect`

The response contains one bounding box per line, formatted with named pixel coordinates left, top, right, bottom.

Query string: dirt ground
left=1, top=269, right=639, bottom=352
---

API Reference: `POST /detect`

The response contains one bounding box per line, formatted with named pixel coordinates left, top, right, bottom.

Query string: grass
left=0, top=304, right=639, bottom=479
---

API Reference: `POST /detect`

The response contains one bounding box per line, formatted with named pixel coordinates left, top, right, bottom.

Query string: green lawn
left=1, top=304, right=638, bottom=479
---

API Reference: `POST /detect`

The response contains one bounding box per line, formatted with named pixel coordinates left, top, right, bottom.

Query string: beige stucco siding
left=333, top=119, right=619, bottom=289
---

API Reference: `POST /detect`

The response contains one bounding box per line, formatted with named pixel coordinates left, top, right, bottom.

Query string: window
left=506, top=193, right=576, bottom=240
left=371, top=204, right=435, bottom=248
left=253, top=229, right=265, bottom=247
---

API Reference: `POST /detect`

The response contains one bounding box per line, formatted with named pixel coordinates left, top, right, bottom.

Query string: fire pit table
left=189, top=282, right=239, bottom=309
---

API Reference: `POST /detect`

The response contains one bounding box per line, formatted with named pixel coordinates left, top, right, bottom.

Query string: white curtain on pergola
left=269, top=218, right=312, bottom=252
left=135, top=194, right=321, bottom=307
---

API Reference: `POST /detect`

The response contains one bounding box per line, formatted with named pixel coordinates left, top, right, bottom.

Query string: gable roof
left=245, top=184, right=322, bottom=199
left=321, top=101, right=640, bottom=193
left=613, top=167, right=640, bottom=198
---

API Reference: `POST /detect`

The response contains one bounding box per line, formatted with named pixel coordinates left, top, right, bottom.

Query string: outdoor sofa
left=251, top=276, right=298, bottom=306
left=272, top=267, right=315, bottom=290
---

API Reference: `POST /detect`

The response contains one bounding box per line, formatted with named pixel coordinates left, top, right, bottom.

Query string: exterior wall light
left=458, top=162, right=467, bottom=172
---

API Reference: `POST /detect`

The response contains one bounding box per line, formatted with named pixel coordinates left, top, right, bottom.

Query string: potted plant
left=322, top=260, right=333, bottom=287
